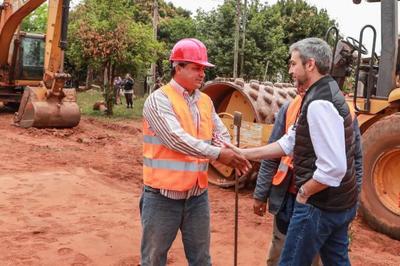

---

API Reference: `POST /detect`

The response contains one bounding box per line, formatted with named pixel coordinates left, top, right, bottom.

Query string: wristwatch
left=298, top=186, right=308, bottom=197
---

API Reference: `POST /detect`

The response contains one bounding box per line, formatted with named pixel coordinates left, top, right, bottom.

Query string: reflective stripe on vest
left=142, top=83, right=214, bottom=191
left=143, top=157, right=209, bottom=172
left=272, top=95, right=302, bottom=185
left=143, top=135, right=211, bottom=145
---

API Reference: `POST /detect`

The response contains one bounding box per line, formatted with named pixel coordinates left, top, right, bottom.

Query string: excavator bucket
left=14, top=84, right=80, bottom=128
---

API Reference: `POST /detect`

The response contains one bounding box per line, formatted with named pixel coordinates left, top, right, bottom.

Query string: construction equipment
left=202, top=78, right=297, bottom=187
left=203, top=0, right=399, bottom=241
left=0, top=0, right=80, bottom=128
left=328, top=0, right=400, bottom=240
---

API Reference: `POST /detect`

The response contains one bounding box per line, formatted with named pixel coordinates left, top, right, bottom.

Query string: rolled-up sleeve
left=277, top=125, right=296, bottom=156
left=307, top=100, right=346, bottom=187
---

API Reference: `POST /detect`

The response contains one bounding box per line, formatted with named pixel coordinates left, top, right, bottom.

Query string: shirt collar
left=170, top=79, right=200, bottom=101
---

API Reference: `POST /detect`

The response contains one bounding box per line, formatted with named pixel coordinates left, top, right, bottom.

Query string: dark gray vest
left=293, top=76, right=357, bottom=211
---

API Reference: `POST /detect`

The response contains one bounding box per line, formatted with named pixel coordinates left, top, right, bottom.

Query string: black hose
left=59, top=0, right=71, bottom=50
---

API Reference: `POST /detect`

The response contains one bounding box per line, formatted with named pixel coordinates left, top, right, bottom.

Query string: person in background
left=113, top=76, right=123, bottom=105
left=124, top=73, right=134, bottom=108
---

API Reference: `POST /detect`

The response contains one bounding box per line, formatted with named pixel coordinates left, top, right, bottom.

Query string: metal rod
left=353, top=24, right=376, bottom=113
left=233, top=0, right=240, bottom=78
left=239, top=0, right=247, bottom=78
left=324, top=26, right=339, bottom=75
left=233, top=111, right=242, bottom=266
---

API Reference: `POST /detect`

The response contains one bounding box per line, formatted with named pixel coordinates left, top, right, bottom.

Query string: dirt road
left=0, top=113, right=399, bottom=265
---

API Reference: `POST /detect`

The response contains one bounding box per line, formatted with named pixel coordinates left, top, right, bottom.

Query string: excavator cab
left=0, top=0, right=80, bottom=128
left=16, top=33, right=45, bottom=80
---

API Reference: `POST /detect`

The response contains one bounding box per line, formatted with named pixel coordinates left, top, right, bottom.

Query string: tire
left=360, top=112, right=400, bottom=240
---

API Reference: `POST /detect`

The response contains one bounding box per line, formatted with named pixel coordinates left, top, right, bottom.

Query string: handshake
left=216, top=142, right=252, bottom=176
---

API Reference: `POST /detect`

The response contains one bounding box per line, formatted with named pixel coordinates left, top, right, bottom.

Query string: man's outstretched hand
left=217, top=147, right=252, bottom=176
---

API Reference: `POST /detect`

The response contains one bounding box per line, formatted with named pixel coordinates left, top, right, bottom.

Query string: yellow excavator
left=0, top=0, right=80, bottom=128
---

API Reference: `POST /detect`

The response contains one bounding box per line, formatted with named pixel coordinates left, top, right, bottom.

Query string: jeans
left=279, top=201, right=357, bottom=266
left=140, top=186, right=211, bottom=266
left=268, top=194, right=321, bottom=266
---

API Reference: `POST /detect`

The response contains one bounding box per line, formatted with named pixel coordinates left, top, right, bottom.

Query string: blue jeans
left=139, top=186, right=211, bottom=266
left=279, top=201, right=357, bottom=266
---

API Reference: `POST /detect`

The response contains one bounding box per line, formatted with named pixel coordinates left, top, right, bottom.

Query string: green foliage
left=67, top=0, right=163, bottom=115
left=159, top=17, right=196, bottom=49
left=68, top=0, right=163, bottom=75
left=191, top=0, right=337, bottom=81
left=21, top=3, right=48, bottom=33
left=195, top=1, right=237, bottom=79
left=66, top=0, right=339, bottom=97
left=77, top=89, right=145, bottom=119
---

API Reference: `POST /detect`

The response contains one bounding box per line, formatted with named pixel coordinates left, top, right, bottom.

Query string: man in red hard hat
left=140, top=38, right=251, bottom=265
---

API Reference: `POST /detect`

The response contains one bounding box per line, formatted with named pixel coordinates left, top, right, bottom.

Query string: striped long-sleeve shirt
left=142, top=79, right=231, bottom=199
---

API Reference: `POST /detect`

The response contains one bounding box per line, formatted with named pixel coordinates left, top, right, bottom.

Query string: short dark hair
left=289, top=38, right=332, bottom=75
left=170, top=62, right=188, bottom=77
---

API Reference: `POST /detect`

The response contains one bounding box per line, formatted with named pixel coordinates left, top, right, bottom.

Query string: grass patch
left=77, top=89, right=146, bottom=120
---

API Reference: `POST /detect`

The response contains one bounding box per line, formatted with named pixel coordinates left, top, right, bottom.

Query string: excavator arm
left=0, top=0, right=46, bottom=67
left=0, top=0, right=80, bottom=128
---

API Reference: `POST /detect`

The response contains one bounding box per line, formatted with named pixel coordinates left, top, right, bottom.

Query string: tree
left=193, top=0, right=337, bottom=81
left=21, top=3, right=48, bottom=33
left=67, top=0, right=162, bottom=115
left=195, top=1, right=237, bottom=79
left=158, top=14, right=196, bottom=80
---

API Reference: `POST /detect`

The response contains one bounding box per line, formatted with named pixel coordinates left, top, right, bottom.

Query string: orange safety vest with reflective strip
left=272, top=95, right=302, bottom=186
left=272, top=95, right=356, bottom=186
left=142, top=84, right=214, bottom=191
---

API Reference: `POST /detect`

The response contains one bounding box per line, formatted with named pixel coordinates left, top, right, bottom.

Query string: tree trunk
left=103, top=61, right=113, bottom=116
left=85, top=66, right=93, bottom=90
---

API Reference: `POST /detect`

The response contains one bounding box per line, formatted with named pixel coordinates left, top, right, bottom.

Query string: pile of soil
left=0, top=113, right=398, bottom=265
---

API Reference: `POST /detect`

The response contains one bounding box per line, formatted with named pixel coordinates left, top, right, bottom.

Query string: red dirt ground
left=0, top=113, right=399, bottom=265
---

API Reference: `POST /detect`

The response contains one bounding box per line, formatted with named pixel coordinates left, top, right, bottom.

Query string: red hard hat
left=169, top=38, right=215, bottom=67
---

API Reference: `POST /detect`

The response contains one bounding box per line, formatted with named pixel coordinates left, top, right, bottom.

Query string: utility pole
left=233, top=0, right=241, bottom=78
left=263, top=60, right=270, bottom=82
left=150, top=0, right=158, bottom=93
left=240, top=0, right=247, bottom=78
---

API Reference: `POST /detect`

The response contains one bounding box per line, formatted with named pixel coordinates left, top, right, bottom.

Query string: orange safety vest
left=272, top=95, right=356, bottom=186
left=142, top=84, right=214, bottom=191
left=272, top=95, right=302, bottom=186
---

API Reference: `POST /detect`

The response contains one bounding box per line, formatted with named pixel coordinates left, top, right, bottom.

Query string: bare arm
left=241, top=142, right=286, bottom=161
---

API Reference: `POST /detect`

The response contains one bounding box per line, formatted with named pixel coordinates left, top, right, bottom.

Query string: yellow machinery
left=203, top=0, right=400, bottom=241
left=202, top=78, right=297, bottom=187
left=0, top=0, right=80, bottom=128
left=328, top=0, right=400, bottom=240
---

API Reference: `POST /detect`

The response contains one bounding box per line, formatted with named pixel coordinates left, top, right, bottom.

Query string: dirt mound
left=0, top=113, right=398, bottom=265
